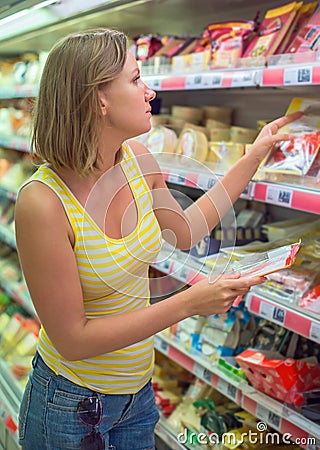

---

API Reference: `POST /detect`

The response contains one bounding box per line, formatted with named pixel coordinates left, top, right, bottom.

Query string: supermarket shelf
left=143, top=59, right=320, bottom=91
left=253, top=181, right=320, bottom=215
left=0, top=137, right=30, bottom=153
left=2, top=60, right=320, bottom=97
left=246, top=293, right=320, bottom=344
left=154, top=332, right=320, bottom=449
left=152, top=244, right=320, bottom=343
left=157, top=158, right=320, bottom=215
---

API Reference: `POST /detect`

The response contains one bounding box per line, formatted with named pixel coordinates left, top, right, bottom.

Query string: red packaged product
left=286, top=3, right=320, bottom=53
left=236, top=349, right=320, bottom=403
left=244, top=2, right=302, bottom=58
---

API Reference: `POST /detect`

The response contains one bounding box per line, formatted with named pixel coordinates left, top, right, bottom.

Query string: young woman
left=15, top=28, right=300, bottom=450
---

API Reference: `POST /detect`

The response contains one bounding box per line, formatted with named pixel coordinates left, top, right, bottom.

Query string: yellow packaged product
left=230, top=126, right=258, bottom=144
left=207, top=142, right=245, bottom=173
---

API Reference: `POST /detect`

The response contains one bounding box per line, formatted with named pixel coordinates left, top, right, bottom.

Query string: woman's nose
left=145, top=87, right=156, bottom=102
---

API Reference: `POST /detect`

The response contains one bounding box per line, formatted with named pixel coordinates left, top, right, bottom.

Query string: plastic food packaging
left=261, top=97, right=320, bottom=176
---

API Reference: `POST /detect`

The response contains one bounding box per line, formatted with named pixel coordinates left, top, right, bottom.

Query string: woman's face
left=101, top=51, right=156, bottom=140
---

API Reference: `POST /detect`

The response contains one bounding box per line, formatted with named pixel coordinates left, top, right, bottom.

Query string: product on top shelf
left=197, top=20, right=257, bottom=68
left=286, top=3, right=320, bottom=53
left=243, top=2, right=303, bottom=58
left=284, top=1, right=319, bottom=53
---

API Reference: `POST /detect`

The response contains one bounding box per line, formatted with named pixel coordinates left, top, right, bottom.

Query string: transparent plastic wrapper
left=261, top=97, right=320, bottom=177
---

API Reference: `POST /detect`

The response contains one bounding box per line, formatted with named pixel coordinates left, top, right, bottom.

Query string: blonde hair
left=32, top=28, right=128, bottom=175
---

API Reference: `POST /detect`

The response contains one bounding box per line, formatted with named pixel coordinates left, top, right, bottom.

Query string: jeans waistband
left=32, top=351, right=57, bottom=377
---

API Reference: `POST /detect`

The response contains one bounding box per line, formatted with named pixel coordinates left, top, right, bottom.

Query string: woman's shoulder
left=16, top=179, right=66, bottom=224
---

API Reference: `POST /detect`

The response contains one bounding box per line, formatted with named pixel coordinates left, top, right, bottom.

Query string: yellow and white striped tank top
left=27, top=142, right=162, bottom=394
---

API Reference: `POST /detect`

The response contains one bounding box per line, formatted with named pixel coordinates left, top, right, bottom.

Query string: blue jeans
left=19, top=352, right=159, bottom=449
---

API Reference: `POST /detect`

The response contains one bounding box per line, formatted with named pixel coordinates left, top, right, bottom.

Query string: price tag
left=155, top=335, right=169, bottom=355
left=168, top=172, right=185, bottom=185
left=200, top=72, right=223, bottom=88
left=194, top=363, right=212, bottom=384
left=256, top=405, right=281, bottom=430
left=186, top=74, right=203, bottom=89
left=217, top=378, right=238, bottom=401
left=310, top=322, right=320, bottom=344
left=260, top=302, right=286, bottom=325
left=266, top=186, right=293, bottom=207
left=232, top=70, right=256, bottom=87
left=259, top=301, right=274, bottom=319
left=267, top=411, right=281, bottom=430
left=197, top=174, right=217, bottom=190
left=284, top=67, right=312, bottom=85
left=241, top=183, right=252, bottom=199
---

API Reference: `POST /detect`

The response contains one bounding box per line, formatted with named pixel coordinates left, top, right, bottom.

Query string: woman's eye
left=133, top=76, right=140, bottom=84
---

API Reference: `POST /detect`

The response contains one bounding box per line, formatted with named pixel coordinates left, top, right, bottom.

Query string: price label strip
left=256, top=404, right=282, bottom=431
left=186, top=74, right=203, bottom=89
left=266, top=186, right=293, bottom=207
left=217, top=378, right=238, bottom=402
left=310, top=322, right=320, bottom=344
left=232, top=70, right=258, bottom=87
left=284, top=67, right=312, bottom=85
left=260, top=302, right=285, bottom=325
left=193, top=362, right=212, bottom=384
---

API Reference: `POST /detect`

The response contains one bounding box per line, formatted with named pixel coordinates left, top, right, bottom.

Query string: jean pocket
left=19, top=378, right=32, bottom=442
left=48, top=387, right=85, bottom=412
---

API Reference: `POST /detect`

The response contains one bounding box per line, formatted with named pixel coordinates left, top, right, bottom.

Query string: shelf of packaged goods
left=154, top=332, right=320, bottom=449
left=152, top=245, right=320, bottom=340
left=246, top=292, right=320, bottom=344
left=0, top=86, right=38, bottom=99
left=241, top=387, right=320, bottom=449
left=253, top=181, right=320, bottom=215
left=0, top=359, right=22, bottom=447
left=0, top=137, right=30, bottom=153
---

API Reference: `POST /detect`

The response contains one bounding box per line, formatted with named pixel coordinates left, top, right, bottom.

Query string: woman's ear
left=98, top=90, right=108, bottom=116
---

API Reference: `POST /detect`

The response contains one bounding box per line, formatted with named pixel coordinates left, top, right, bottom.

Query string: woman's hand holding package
left=186, top=272, right=266, bottom=316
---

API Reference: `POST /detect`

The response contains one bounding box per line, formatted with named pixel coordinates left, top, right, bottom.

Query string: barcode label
left=284, top=67, right=312, bottom=85
left=266, top=186, right=293, bottom=207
